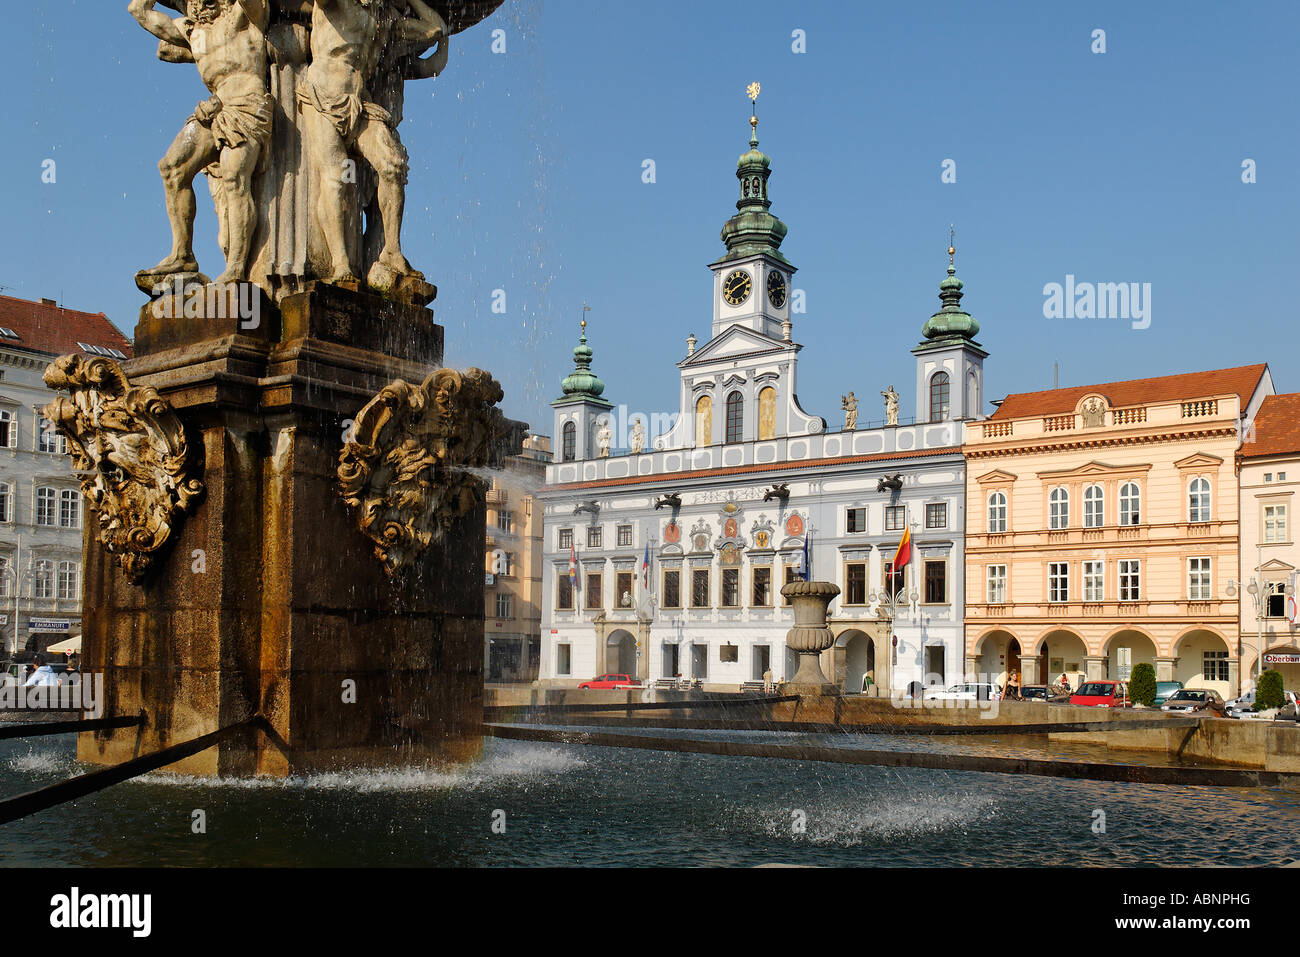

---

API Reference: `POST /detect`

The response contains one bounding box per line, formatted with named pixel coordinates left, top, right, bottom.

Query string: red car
left=1069, top=680, right=1130, bottom=708
left=578, top=673, right=641, bottom=690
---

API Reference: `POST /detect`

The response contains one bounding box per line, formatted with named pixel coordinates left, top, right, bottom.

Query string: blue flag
left=801, top=532, right=810, bottom=581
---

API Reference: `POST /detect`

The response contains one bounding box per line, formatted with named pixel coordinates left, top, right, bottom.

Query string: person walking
left=24, top=654, right=58, bottom=687
left=762, top=667, right=773, bottom=694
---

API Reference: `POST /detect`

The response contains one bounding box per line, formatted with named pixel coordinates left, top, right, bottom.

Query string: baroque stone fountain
left=42, top=0, right=517, bottom=776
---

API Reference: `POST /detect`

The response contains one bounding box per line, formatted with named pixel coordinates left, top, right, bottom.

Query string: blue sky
left=2, top=1, right=1297, bottom=434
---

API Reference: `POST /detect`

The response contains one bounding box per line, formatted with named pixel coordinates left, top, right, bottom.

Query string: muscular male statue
left=297, top=0, right=446, bottom=292
left=128, top=0, right=272, bottom=288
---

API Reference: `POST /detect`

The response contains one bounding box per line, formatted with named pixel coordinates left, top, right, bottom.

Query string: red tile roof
left=1242, top=392, right=1300, bottom=459
left=990, top=364, right=1267, bottom=420
left=0, top=294, right=133, bottom=359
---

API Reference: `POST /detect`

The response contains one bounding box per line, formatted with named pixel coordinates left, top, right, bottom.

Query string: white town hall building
left=536, top=106, right=991, bottom=695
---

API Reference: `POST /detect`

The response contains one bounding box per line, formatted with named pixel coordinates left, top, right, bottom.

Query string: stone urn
left=781, top=580, right=841, bottom=695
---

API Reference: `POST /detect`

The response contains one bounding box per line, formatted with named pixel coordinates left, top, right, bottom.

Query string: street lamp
left=1227, top=563, right=1295, bottom=689
left=869, top=576, right=920, bottom=687
left=0, top=537, right=34, bottom=660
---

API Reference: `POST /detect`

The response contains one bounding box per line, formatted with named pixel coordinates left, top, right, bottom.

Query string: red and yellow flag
left=891, top=525, right=912, bottom=571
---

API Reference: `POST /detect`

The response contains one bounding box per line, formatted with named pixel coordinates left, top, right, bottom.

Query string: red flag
left=891, top=525, right=912, bottom=571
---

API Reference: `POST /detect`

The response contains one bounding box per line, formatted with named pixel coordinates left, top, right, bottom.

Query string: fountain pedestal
left=77, top=284, right=495, bottom=776
left=780, top=581, right=842, bottom=696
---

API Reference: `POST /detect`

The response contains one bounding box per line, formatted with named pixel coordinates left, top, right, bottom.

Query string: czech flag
left=891, top=524, right=912, bottom=572
left=801, top=532, right=810, bottom=580
left=641, top=543, right=651, bottom=590
left=569, top=542, right=577, bottom=589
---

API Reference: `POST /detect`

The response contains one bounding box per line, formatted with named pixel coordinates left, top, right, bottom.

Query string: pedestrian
left=24, top=654, right=58, bottom=687
left=1006, top=669, right=1021, bottom=701
left=1059, top=673, right=1072, bottom=692
left=762, top=667, right=773, bottom=694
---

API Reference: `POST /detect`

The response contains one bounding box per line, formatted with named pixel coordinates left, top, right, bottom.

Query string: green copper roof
left=716, top=115, right=790, bottom=265
left=553, top=322, right=612, bottom=407
left=920, top=246, right=980, bottom=341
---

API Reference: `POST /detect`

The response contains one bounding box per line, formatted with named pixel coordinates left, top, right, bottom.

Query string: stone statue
left=841, top=392, right=858, bottom=430
left=129, top=0, right=502, bottom=306
left=881, top=385, right=900, bottom=426
left=596, top=419, right=612, bottom=458
left=128, top=0, right=273, bottom=290
left=297, top=0, right=444, bottom=295
left=1081, top=396, right=1106, bottom=428
left=629, top=418, right=645, bottom=454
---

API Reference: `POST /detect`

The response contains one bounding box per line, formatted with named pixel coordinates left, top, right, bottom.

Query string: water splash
left=135, top=741, right=585, bottom=792
left=7, top=748, right=79, bottom=776
left=734, top=792, right=998, bottom=847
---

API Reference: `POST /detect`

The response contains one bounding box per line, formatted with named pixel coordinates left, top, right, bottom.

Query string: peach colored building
left=964, top=365, right=1274, bottom=699
left=1237, top=392, right=1300, bottom=693
left=484, top=434, right=550, bottom=683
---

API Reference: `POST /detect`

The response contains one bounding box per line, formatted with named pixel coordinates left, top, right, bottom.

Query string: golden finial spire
left=948, top=225, right=956, bottom=268
left=581, top=302, right=590, bottom=334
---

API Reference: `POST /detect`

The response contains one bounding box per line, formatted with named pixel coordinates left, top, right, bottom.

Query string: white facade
left=537, top=125, right=986, bottom=694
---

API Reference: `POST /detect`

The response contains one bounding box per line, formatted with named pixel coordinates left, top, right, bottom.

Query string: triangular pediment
left=680, top=325, right=788, bottom=367
left=1037, top=459, right=1152, bottom=480
left=975, top=469, right=1017, bottom=485
left=1261, top=559, right=1296, bottom=573
left=1174, top=452, right=1224, bottom=470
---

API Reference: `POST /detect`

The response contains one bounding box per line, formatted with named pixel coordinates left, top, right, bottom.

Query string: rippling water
left=1, top=731, right=1296, bottom=866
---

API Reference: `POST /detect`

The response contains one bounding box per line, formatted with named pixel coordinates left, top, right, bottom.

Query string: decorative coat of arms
left=337, top=367, right=512, bottom=575
left=43, top=355, right=203, bottom=583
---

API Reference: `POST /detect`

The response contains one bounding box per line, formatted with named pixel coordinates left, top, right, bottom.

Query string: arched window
left=757, top=387, right=776, bottom=441
left=561, top=421, right=576, bottom=462
left=987, top=491, right=1007, bottom=533
left=1084, top=485, right=1104, bottom=528
left=1049, top=487, right=1069, bottom=529
left=57, top=561, right=78, bottom=601
left=59, top=489, right=79, bottom=529
left=695, top=395, right=713, bottom=448
left=725, top=392, right=744, bottom=444
left=35, top=487, right=56, bottom=527
left=1119, top=482, right=1141, bottom=526
left=1188, top=477, right=1211, bottom=522
left=929, top=372, right=950, bottom=423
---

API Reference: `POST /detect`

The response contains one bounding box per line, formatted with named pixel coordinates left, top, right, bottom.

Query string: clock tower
left=708, top=86, right=796, bottom=342
left=656, top=84, right=824, bottom=451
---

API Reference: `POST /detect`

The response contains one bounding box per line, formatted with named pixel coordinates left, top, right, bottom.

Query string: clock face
left=723, top=270, right=752, bottom=306
left=767, top=271, right=787, bottom=308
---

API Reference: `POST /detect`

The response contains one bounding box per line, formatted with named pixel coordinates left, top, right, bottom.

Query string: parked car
left=923, top=682, right=1001, bottom=702
left=1069, top=680, right=1130, bottom=708
left=577, top=673, right=642, bottom=690
left=1161, top=689, right=1225, bottom=714
left=1020, top=685, right=1050, bottom=702
left=1152, top=681, right=1183, bottom=707
left=1227, top=689, right=1299, bottom=719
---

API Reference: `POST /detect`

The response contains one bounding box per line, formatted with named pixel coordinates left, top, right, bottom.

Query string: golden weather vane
left=747, top=81, right=761, bottom=101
